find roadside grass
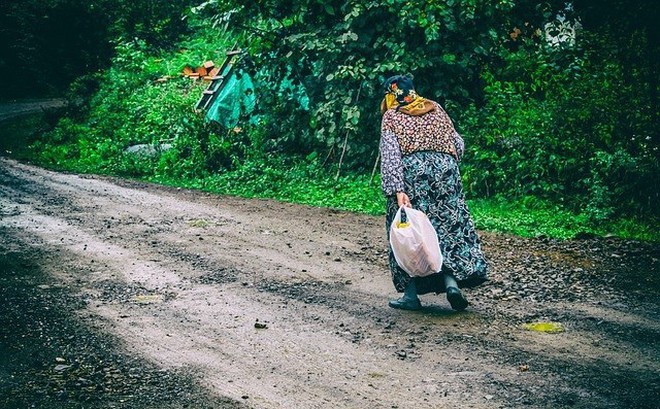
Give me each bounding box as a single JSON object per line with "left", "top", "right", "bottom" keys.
{"left": 146, "top": 158, "right": 658, "bottom": 242}
{"left": 2, "top": 114, "right": 656, "bottom": 242}
{"left": 148, "top": 158, "right": 386, "bottom": 216}
{"left": 467, "top": 198, "right": 658, "bottom": 241}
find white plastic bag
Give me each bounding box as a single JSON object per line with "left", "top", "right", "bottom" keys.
{"left": 389, "top": 206, "right": 443, "bottom": 277}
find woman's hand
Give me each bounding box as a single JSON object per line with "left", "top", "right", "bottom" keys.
{"left": 396, "top": 192, "right": 412, "bottom": 208}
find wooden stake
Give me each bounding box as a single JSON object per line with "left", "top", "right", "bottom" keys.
{"left": 334, "top": 85, "right": 362, "bottom": 181}
{"left": 370, "top": 149, "right": 381, "bottom": 186}
{"left": 322, "top": 143, "right": 335, "bottom": 167}
{"left": 335, "top": 130, "right": 349, "bottom": 181}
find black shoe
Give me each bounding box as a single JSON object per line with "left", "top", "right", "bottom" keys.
{"left": 388, "top": 296, "right": 422, "bottom": 311}
{"left": 446, "top": 287, "right": 468, "bottom": 311}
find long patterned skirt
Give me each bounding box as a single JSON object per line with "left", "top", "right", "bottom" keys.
{"left": 385, "top": 151, "right": 488, "bottom": 294}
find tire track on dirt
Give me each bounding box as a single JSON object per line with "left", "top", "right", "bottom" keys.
{"left": 0, "top": 230, "right": 248, "bottom": 409}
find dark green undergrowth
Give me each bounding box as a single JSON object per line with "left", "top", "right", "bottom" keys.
{"left": 0, "top": 112, "right": 64, "bottom": 160}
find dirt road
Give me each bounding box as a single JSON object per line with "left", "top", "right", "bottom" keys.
{"left": 0, "top": 99, "right": 67, "bottom": 122}
{"left": 1, "top": 157, "right": 658, "bottom": 409}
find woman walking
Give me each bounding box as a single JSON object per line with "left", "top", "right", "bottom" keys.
{"left": 379, "top": 74, "right": 488, "bottom": 311}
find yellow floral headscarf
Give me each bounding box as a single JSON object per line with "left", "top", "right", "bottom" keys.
{"left": 380, "top": 74, "right": 435, "bottom": 116}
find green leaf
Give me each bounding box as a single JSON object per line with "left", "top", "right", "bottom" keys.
{"left": 442, "top": 53, "right": 456, "bottom": 63}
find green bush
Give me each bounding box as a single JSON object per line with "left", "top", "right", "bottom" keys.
{"left": 456, "top": 42, "right": 658, "bottom": 221}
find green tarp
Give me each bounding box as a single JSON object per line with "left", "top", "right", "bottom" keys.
{"left": 204, "top": 68, "right": 310, "bottom": 127}
{"left": 205, "top": 71, "right": 257, "bottom": 127}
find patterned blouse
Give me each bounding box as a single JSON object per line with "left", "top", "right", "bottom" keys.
{"left": 380, "top": 101, "right": 464, "bottom": 196}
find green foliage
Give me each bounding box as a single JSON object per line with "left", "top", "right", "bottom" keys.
{"left": 30, "top": 118, "right": 88, "bottom": 169}
{"left": 192, "top": 0, "right": 543, "bottom": 170}
{"left": 33, "top": 33, "right": 241, "bottom": 179}
{"left": 0, "top": 0, "right": 111, "bottom": 98}
{"left": 104, "top": 0, "right": 197, "bottom": 49}
{"left": 143, "top": 156, "right": 657, "bottom": 242}
{"left": 456, "top": 34, "right": 658, "bottom": 220}
{"left": 19, "top": 0, "right": 658, "bottom": 242}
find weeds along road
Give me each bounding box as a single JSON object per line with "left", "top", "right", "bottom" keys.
{"left": 1, "top": 157, "right": 658, "bottom": 409}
